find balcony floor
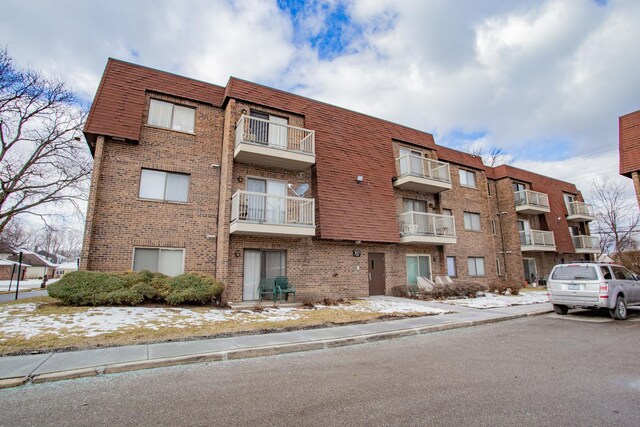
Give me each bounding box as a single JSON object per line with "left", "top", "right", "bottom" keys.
{"left": 521, "top": 245, "right": 556, "bottom": 252}
{"left": 515, "top": 205, "right": 551, "bottom": 215}
{"left": 230, "top": 221, "right": 315, "bottom": 237}
{"left": 575, "top": 247, "right": 599, "bottom": 254}
{"left": 234, "top": 142, "right": 315, "bottom": 170}
{"left": 399, "top": 235, "right": 457, "bottom": 245}
{"left": 393, "top": 175, "right": 452, "bottom": 193}
{"left": 566, "top": 214, "right": 595, "bottom": 222}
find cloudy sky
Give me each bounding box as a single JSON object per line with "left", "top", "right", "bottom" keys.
{"left": 2, "top": 0, "right": 639, "bottom": 210}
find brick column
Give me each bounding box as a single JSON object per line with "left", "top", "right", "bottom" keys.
{"left": 79, "top": 136, "right": 105, "bottom": 271}
{"left": 633, "top": 171, "right": 640, "bottom": 209}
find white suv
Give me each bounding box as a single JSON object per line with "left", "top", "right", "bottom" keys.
{"left": 547, "top": 262, "right": 640, "bottom": 320}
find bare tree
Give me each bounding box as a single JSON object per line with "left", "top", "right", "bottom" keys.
{"left": 465, "top": 144, "right": 511, "bottom": 167}
{"left": 0, "top": 48, "right": 92, "bottom": 235}
{"left": 0, "top": 217, "right": 35, "bottom": 249}
{"left": 591, "top": 178, "right": 640, "bottom": 254}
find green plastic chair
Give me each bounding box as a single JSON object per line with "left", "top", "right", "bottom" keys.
{"left": 274, "top": 276, "right": 296, "bottom": 303}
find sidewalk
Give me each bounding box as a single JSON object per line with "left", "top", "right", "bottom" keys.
{"left": 0, "top": 297, "right": 552, "bottom": 389}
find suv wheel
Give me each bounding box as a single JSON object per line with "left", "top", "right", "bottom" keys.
{"left": 610, "top": 296, "right": 628, "bottom": 320}
{"left": 553, "top": 304, "right": 569, "bottom": 315}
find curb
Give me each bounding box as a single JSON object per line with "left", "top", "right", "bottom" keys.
{"left": 4, "top": 308, "right": 552, "bottom": 389}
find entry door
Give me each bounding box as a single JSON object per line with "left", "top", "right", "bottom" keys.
{"left": 368, "top": 253, "right": 386, "bottom": 296}
{"left": 269, "top": 116, "right": 288, "bottom": 149}
{"left": 246, "top": 178, "right": 267, "bottom": 222}
{"left": 518, "top": 220, "right": 531, "bottom": 245}
{"left": 243, "top": 250, "right": 261, "bottom": 301}
{"left": 266, "top": 181, "right": 286, "bottom": 224}
{"left": 523, "top": 258, "right": 537, "bottom": 284}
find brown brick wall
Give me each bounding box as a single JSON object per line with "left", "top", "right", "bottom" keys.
{"left": 633, "top": 172, "right": 640, "bottom": 209}
{"left": 82, "top": 93, "right": 224, "bottom": 274}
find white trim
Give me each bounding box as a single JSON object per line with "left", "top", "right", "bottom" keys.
{"left": 405, "top": 254, "right": 433, "bottom": 282}
{"left": 131, "top": 246, "right": 186, "bottom": 276}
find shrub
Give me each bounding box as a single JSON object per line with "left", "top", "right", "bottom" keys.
{"left": 489, "top": 279, "right": 522, "bottom": 295}
{"left": 389, "top": 285, "right": 410, "bottom": 298}
{"left": 165, "top": 273, "right": 224, "bottom": 305}
{"left": 48, "top": 270, "right": 224, "bottom": 306}
{"left": 422, "top": 282, "right": 488, "bottom": 299}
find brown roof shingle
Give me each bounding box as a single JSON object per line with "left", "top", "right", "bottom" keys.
{"left": 619, "top": 109, "right": 640, "bottom": 177}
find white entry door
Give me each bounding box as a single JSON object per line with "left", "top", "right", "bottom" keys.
{"left": 268, "top": 116, "right": 288, "bottom": 149}
{"left": 266, "top": 180, "right": 286, "bottom": 224}
{"left": 243, "top": 250, "right": 261, "bottom": 301}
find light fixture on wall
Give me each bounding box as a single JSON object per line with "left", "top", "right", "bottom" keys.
{"left": 235, "top": 250, "right": 241, "bottom": 258}
{"left": 237, "top": 176, "right": 244, "bottom": 183}
{"left": 356, "top": 175, "right": 364, "bottom": 184}
{"left": 241, "top": 109, "right": 247, "bottom": 115}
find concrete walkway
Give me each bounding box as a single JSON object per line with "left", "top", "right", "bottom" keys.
{"left": 0, "top": 297, "right": 552, "bottom": 389}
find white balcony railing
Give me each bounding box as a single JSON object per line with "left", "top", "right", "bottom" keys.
{"left": 568, "top": 201, "right": 594, "bottom": 217}
{"left": 573, "top": 235, "right": 599, "bottom": 250}
{"left": 231, "top": 191, "right": 315, "bottom": 226}
{"left": 399, "top": 211, "right": 456, "bottom": 238}
{"left": 396, "top": 154, "right": 451, "bottom": 183}
{"left": 514, "top": 190, "right": 550, "bottom": 209}
{"left": 520, "top": 230, "right": 555, "bottom": 247}
{"left": 235, "top": 115, "right": 315, "bottom": 155}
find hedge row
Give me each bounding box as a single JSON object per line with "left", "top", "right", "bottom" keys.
{"left": 47, "top": 270, "right": 224, "bottom": 306}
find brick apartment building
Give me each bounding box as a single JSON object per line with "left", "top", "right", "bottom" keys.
{"left": 619, "top": 109, "right": 640, "bottom": 208}
{"left": 80, "top": 59, "right": 598, "bottom": 302}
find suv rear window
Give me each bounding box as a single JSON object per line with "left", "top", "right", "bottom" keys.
{"left": 551, "top": 265, "right": 598, "bottom": 280}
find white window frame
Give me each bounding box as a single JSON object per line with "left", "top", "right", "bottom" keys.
{"left": 446, "top": 256, "right": 457, "bottom": 277}
{"left": 406, "top": 254, "right": 433, "bottom": 283}
{"left": 487, "top": 181, "right": 492, "bottom": 196}
{"left": 459, "top": 169, "right": 476, "bottom": 188}
{"left": 148, "top": 99, "right": 196, "bottom": 133}
{"left": 463, "top": 212, "right": 481, "bottom": 231}
{"left": 468, "top": 257, "right": 485, "bottom": 277}
{"left": 131, "top": 247, "right": 185, "bottom": 276}
{"left": 491, "top": 219, "right": 497, "bottom": 235}
{"left": 139, "top": 169, "right": 190, "bottom": 203}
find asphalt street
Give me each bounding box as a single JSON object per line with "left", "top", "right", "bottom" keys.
{"left": 0, "top": 289, "right": 48, "bottom": 303}
{"left": 1, "top": 310, "right": 638, "bottom": 426}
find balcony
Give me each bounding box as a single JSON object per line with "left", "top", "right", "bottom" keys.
{"left": 393, "top": 154, "right": 452, "bottom": 193}
{"left": 566, "top": 201, "right": 595, "bottom": 222}
{"left": 398, "top": 211, "right": 457, "bottom": 245}
{"left": 230, "top": 190, "right": 315, "bottom": 237}
{"left": 234, "top": 115, "right": 315, "bottom": 170}
{"left": 520, "top": 230, "right": 556, "bottom": 252}
{"left": 573, "top": 235, "right": 600, "bottom": 254}
{"left": 514, "top": 190, "right": 550, "bottom": 215}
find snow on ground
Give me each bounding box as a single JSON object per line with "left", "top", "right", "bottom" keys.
{"left": 0, "top": 279, "right": 59, "bottom": 292}
{"left": 443, "top": 291, "right": 548, "bottom": 309}
{"left": 0, "top": 299, "right": 443, "bottom": 340}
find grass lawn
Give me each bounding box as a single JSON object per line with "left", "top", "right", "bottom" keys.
{"left": 0, "top": 296, "right": 447, "bottom": 356}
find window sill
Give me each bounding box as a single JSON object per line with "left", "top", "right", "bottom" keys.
{"left": 463, "top": 229, "right": 483, "bottom": 233}
{"left": 137, "top": 197, "right": 190, "bottom": 206}
{"left": 144, "top": 124, "right": 196, "bottom": 136}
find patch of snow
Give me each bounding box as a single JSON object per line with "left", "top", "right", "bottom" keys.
{"left": 443, "top": 291, "right": 548, "bottom": 309}
{"left": 0, "top": 299, "right": 447, "bottom": 340}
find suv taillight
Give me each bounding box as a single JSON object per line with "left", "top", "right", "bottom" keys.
{"left": 599, "top": 283, "right": 609, "bottom": 298}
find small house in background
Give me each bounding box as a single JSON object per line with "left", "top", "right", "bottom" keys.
{"left": 9, "top": 250, "right": 56, "bottom": 279}
{"left": 54, "top": 260, "right": 79, "bottom": 278}
{"left": 0, "top": 259, "right": 30, "bottom": 281}
{"left": 0, "top": 241, "right": 18, "bottom": 260}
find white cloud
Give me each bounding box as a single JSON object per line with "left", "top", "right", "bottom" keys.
{"left": 2, "top": 0, "right": 640, "bottom": 227}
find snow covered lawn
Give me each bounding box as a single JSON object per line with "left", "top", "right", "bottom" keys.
{"left": 442, "top": 291, "right": 549, "bottom": 309}
{"left": 0, "top": 298, "right": 447, "bottom": 355}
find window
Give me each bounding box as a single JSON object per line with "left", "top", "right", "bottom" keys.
{"left": 244, "top": 178, "right": 287, "bottom": 223}
{"left": 403, "top": 199, "right": 427, "bottom": 213}
{"left": 463, "top": 212, "right": 481, "bottom": 231}
{"left": 139, "top": 169, "right": 190, "bottom": 202}
{"left": 446, "top": 256, "right": 457, "bottom": 277}
{"left": 133, "top": 248, "right": 184, "bottom": 276}
{"left": 249, "top": 111, "right": 288, "bottom": 147}
{"left": 406, "top": 255, "right": 431, "bottom": 285}
{"left": 551, "top": 265, "right": 597, "bottom": 280}
{"left": 148, "top": 99, "right": 195, "bottom": 133}
{"left": 496, "top": 259, "right": 501, "bottom": 275}
{"left": 399, "top": 147, "right": 424, "bottom": 176}
{"left": 487, "top": 181, "right": 492, "bottom": 196}
{"left": 442, "top": 209, "right": 453, "bottom": 216}
{"left": 612, "top": 266, "right": 635, "bottom": 281}
{"left": 512, "top": 182, "right": 526, "bottom": 193}
{"left": 459, "top": 169, "right": 476, "bottom": 188}
{"left": 468, "top": 257, "right": 485, "bottom": 277}
{"left": 491, "top": 219, "right": 497, "bottom": 235}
